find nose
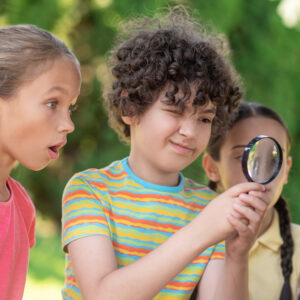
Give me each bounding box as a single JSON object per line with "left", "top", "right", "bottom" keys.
{"left": 58, "top": 113, "right": 75, "bottom": 134}
{"left": 178, "top": 118, "right": 197, "bottom": 137}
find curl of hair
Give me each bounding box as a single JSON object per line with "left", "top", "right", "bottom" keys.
{"left": 103, "top": 6, "right": 243, "bottom": 143}
{"left": 276, "top": 196, "right": 294, "bottom": 300}
{"left": 0, "top": 24, "right": 80, "bottom": 98}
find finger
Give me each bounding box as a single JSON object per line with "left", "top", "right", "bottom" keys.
{"left": 227, "top": 214, "right": 249, "bottom": 234}
{"left": 233, "top": 203, "right": 261, "bottom": 228}
{"left": 238, "top": 194, "right": 268, "bottom": 216}
{"left": 231, "top": 209, "right": 249, "bottom": 225}
{"left": 229, "top": 182, "right": 266, "bottom": 196}
{"left": 248, "top": 190, "right": 271, "bottom": 205}
{"left": 231, "top": 201, "right": 250, "bottom": 224}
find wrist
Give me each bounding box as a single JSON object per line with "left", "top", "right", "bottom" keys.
{"left": 184, "top": 214, "right": 219, "bottom": 254}
{"left": 225, "top": 252, "right": 248, "bottom": 266}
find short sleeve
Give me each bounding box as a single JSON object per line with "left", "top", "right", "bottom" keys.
{"left": 28, "top": 210, "right": 36, "bottom": 248}
{"left": 210, "top": 240, "right": 225, "bottom": 260}
{"left": 62, "top": 173, "right": 110, "bottom": 252}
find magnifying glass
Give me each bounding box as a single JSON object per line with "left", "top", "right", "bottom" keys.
{"left": 242, "top": 135, "right": 283, "bottom": 184}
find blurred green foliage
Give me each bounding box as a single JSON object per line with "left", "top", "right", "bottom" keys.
{"left": 1, "top": 0, "right": 300, "bottom": 223}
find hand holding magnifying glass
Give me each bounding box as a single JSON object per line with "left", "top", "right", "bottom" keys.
{"left": 242, "top": 135, "right": 283, "bottom": 184}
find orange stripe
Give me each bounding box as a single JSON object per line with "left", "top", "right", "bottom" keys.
{"left": 167, "top": 280, "right": 196, "bottom": 288}
{"left": 63, "top": 190, "right": 96, "bottom": 204}
{"left": 109, "top": 190, "right": 205, "bottom": 210}
{"left": 64, "top": 215, "right": 107, "bottom": 229}
{"left": 103, "top": 208, "right": 181, "bottom": 231}
{"left": 113, "top": 241, "right": 151, "bottom": 255}
{"left": 102, "top": 169, "right": 127, "bottom": 179}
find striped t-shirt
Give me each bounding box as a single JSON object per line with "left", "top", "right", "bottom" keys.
{"left": 62, "top": 158, "right": 225, "bottom": 299}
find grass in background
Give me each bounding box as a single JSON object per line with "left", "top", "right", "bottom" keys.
{"left": 23, "top": 214, "right": 65, "bottom": 300}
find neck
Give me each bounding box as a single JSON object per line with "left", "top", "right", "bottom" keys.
{"left": 127, "top": 155, "right": 180, "bottom": 187}
{"left": 0, "top": 150, "right": 16, "bottom": 202}
{"left": 257, "top": 207, "right": 275, "bottom": 237}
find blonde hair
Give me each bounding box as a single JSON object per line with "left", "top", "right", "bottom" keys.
{"left": 0, "top": 24, "right": 80, "bottom": 98}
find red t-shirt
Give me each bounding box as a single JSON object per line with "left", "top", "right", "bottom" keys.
{"left": 0, "top": 177, "right": 35, "bottom": 300}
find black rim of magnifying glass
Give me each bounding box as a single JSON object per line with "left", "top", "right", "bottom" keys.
{"left": 241, "top": 135, "right": 283, "bottom": 184}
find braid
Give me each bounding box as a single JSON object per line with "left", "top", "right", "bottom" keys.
{"left": 275, "top": 196, "right": 294, "bottom": 300}
{"left": 208, "top": 180, "right": 217, "bottom": 191}
{"left": 189, "top": 287, "right": 197, "bottom": 300}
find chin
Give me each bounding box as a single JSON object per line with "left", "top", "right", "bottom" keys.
{"left": 21, "top": 161, "right": 49, "bottom": 171}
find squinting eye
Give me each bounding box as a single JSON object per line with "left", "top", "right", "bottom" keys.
{"left": 166, "top": 109, "right": 181, "bottom": 115}
{"left": 199, "top": 118, "right": 212, "bottom": 124}
{"left": 46, "top": 101, "right": 57, "bottom": 109}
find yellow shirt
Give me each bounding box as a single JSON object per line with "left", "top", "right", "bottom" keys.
{"left": 249, "top": 210, "right": 300, "bottom": 300}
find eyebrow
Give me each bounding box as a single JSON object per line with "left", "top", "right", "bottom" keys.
{"left": 231, "top": 143, "right": 286, "bottom": 153}
{"left": 46, "top": 86, "right": 68, "bottom": 95}
{"left": 231, "top": 145, "right": 247, "bottom": 150}
{"left": 201, "top": 108, "right": 216, "bottom": 115}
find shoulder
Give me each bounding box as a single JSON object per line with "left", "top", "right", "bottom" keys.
{"left": 182, "top": 176, "right": 217, "bottom": 200}
{"left": 67, "top": 160, "right": 123, "bottom": 185}
{"left": 8, "top": 177, "right": 34, "bottom": 209}
{"left": 291, "top": 222, "right": 300, "bottom": 247}
{"left": 63, "top": 160, "right": 125, "bottom": 196}
{"left": 7, "top": 177, "right": 35, "bottom": 226}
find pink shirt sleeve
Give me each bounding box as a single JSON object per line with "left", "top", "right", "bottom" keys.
{"left": 0, "top": 177, "right": 36, "bottom": 300}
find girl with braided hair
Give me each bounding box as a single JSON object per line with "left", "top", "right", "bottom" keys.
{"left": 202, "top": 101, "right": 300, "bottom": 300}
{"left": 297, "top": 275, "right": 300, "bottom": 299}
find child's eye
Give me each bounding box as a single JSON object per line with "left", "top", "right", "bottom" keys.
{"left": 165, "top": 109, "right": 181, "bottom": 115}
{"left": 46, "top": 100, "right": 58, "bottom": 109}
{"left": 198, "top": 118, "right": 212, "bottom": 124}
{"left": 69, "top": 104, "right": 78, "bottom": 114}
{"left": 234, "top": 155, "right": 243, "bottom": 161}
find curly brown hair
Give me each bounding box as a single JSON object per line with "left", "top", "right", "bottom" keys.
{"left": 103, "top": 6, "right": 243, "bottom": 143}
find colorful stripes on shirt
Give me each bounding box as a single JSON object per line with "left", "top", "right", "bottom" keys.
{"left": 62, "top": 158, "right": 225, "bottom": 300}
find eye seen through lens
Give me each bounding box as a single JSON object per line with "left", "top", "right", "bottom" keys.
{"left": 242, "top": 135, "right": 283, "bottom": 184}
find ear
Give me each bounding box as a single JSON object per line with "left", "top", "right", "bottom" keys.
{"left": 284, "top": 156, "right": 292, "bottom": 184}
{"left": 202, "top": 153, "right": 221, "bottom": 182}
{"left": 121, "top": 115, "right": 133, "bottom": 125}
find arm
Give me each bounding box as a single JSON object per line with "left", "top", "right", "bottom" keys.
{"left": 198, "top": 256, "right": 248, "bottom": 300}
{"left": 69, "top": 211, "right": 219, "bottom": 300}
{"left": 198, "top": 189, "right": 270, "bottom": 300}
{"left": 67, "top": 182, "right": 267, "bottom": 300}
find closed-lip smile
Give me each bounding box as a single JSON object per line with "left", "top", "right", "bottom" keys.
{"left": 169, "top": 140, "right": 194, "bottom": 154}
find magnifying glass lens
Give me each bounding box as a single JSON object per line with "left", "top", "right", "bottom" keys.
{"left": 242, "top": 135, "right": 283, "bottom": 184}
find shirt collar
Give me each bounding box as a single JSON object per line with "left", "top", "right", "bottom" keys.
{"left": 250, "top": 210, "right": 283, "bottom": 254}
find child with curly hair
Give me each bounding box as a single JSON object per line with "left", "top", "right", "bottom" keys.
{"left": 61, "top": 7, "right": 270, "bottom": 300}
{"left": 202, "top": 101, "right": 300, "bottom": 300}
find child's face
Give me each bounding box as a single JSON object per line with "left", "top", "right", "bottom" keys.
{"left": 0, "top": 57, "right": 81, "bottom": 170}
{"left": 204, "top": 117, "right": 291, "bottom": 207}
{"left": 123, "top": 85, "right": 216, "bottom": 182}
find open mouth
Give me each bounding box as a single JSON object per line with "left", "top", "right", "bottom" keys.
{"left": 48, "top": 140, "right": 67, "bottom": 160}
{"left": 49, "top": 145, "right": 58, "bottom": 153}
{"left": 48, "top": 146, "right": 59, "bottom": 159}
{"left": 48, "top": 144, "right": 63, "bottom": 159}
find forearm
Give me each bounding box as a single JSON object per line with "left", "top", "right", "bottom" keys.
{"left": 80, "top": 216, "right": 222, "bottom": 300}
{"left": 213, "top": 256, "right": 249, "bottom": 300}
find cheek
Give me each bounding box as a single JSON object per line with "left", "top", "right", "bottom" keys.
{"left": 269, "top": 165, "right": 288, "bottom": 196}
{"left": 220, "top": 160, "right": 246, "bottom": 189}
{"left": 195, "top": 125, "right": 212, "bottom": 149}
